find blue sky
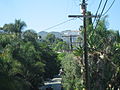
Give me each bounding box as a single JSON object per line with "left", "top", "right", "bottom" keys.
{"left": 0, "top": 0, "right": 119, "bottom": 32}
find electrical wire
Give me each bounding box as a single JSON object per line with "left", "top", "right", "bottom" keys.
{"left": 94, "top": 0, "right": 109, "bottom": 30}
{"left": 42, "top": 18, "right": 77, "bottom": 31}
{"left": 102, "top": 0, "right": 116, "bottom": 16}
{"left": 93, "top": 0, "right": 103, "bottom": 25}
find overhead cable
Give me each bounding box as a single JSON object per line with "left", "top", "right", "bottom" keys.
{"left": 102, "top": 0, "right": 116, "bottom": 16}
{"left": 94, "top": 0, "right": 109, "bottom": 30}
{"left": 93, "top": 0, "right": 103, "bottom": 25}
{"left": 42, "top": 18, "right": 77, "bottom": 31}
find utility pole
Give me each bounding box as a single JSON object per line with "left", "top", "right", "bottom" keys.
{"left": 68, "top": 0, "right": 100, "bottom": 90}
{"left": 82, "top": 0, "right": 90, "bottom": 90}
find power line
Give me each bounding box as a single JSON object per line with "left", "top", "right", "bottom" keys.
{"left": 93, "top": 0, "right": 103, "bottom": 25}
{"left": 94, "top": 0, "right": 109, "bottom": 30}
{"left": 42, "top": 18, "right": 77, "bottom": 31}
{"left": 79, "top": 17, "right": 83, "bottom": 21}
{"left": 102, "top": 0, "right": 116, "bottom": 16}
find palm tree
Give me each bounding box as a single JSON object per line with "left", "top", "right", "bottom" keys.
{"left": 14, "top": 19, "right": 26, "bottom": 36}
{"left": 2, "top": 19, "right": 26, "bottom": 38}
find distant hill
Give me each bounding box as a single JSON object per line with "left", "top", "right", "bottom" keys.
{"left": 38, "top": 31, "right": 63, "bottom": 40}
{"left": 49, "top": 31, "right": 63, "bottom": 39}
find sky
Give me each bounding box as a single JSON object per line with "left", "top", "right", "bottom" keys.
{"left": 0, "top": 0, "right": 120, "bottom": 33}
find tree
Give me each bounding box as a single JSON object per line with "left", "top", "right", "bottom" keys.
{"left": 2, "top": 19, "right": 26, "bottom": 38}
{"left": 0, "top": 21, "right": 61, "bottom": 90}
{"left": 0, "top": 43, "right": 30, "bottom": 90}
{"left": 23, "top": 30, "right": 38, "bottom": 42}
{"left": 61, "top": 53, "right": 84, "bottom": 90}
{"left": 46, "top": 33, "right": 56, "bottom": 44}
{"left": 74, "top": 15, "right": 120, "bottom": 90}
{"left": 53, "top": 40, "right": 69, "bottom": 52}
{"left": 40, "top": 43, "right": 60, "bottom": 79}
{"left": 45, "top": 33, "right": 69, "bottom": 52}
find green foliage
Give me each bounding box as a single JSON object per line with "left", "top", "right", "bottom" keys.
{"left": 0, "top": 20, "right": 61, "bottom": 90}
{"left": 0, "top": 46, "right": 30, "bottom": 90}
{"left": 53, "top": 41, "right": 69, "bottom": 51}
{"left": 61, "top": 54, "right": 84, "bottom": 90}
{"left": 40, "top": 44, "right": 60, "bottom": 79}
{"left": 45, "top": 33, "right": 69, "bottom": 52}
{"left": 46, "top": 33, "right": 56, "bottom": 44}
{"left": 73, "top": 15, "right": 120, "bottom": 89}
{"left": 57, "top": 52, "right": 67, "bottom": 61}
{"left": 23, "top": 30, "right": 38, "bottom": 42}
{"left": 2, "top": 19, "right": 26, "bottom": 38}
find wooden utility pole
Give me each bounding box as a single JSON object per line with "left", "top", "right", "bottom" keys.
{"left": 82, "top": 0, "right": 90, "bottom": 90}
{"left": 68, "top": 0, "right": 100, "bottom": 90}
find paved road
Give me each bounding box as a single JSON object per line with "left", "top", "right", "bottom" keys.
{"left": 39, "top": 78, "right": 62, "bottom": 90}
